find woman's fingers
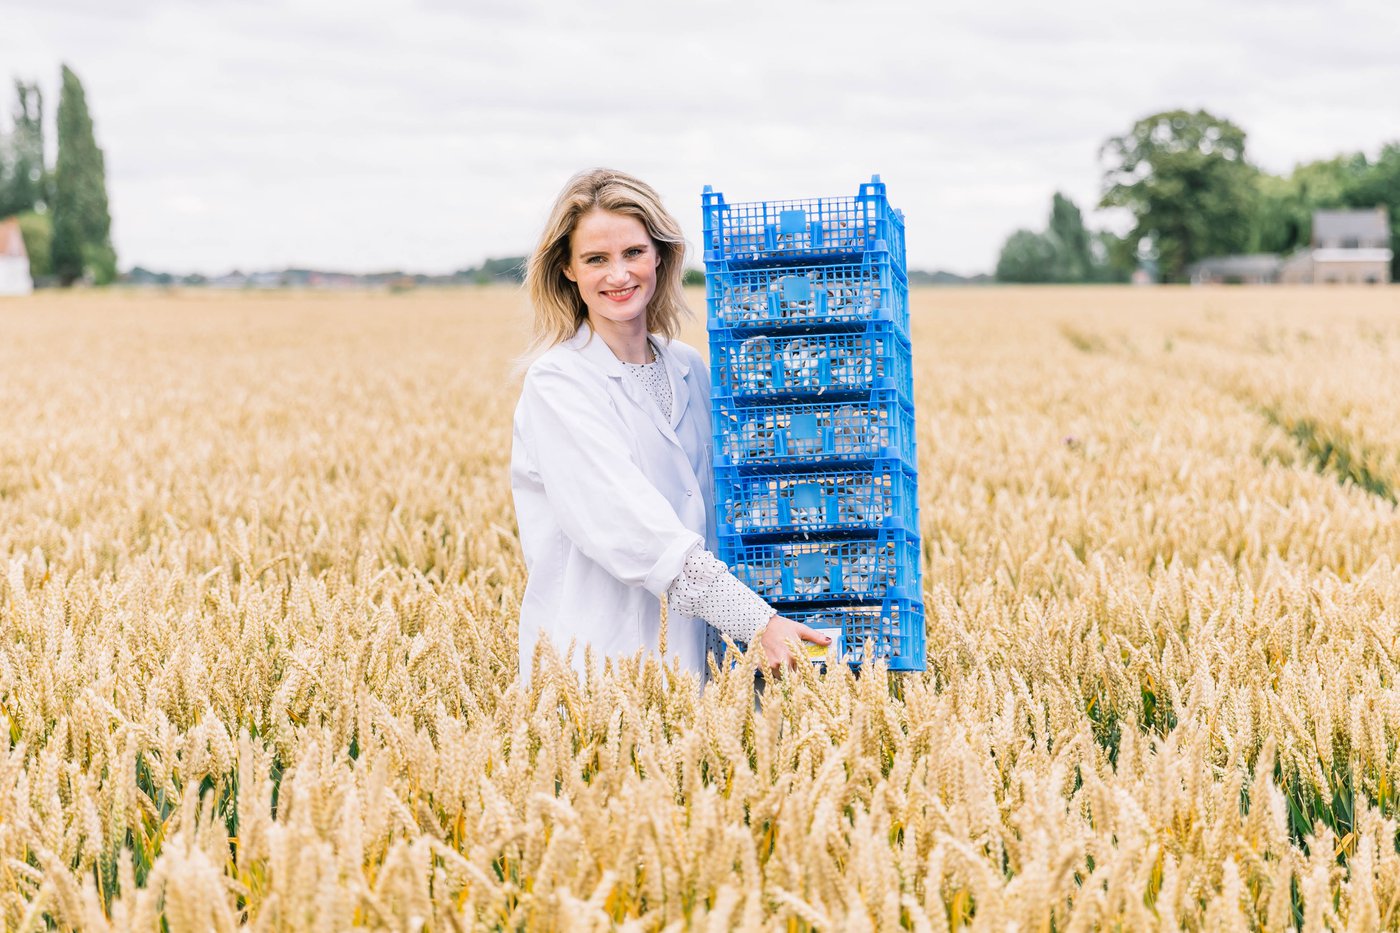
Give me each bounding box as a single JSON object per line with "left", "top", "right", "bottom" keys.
{"left": 762, "top": 641, "right": 795, "bottom": 671}
{"left": 769, "top": 641, "right": 806, "bottom": 672}
{"left": 766, "top": 640, "right": 795, "bottom": 670}
{"left": 758, "top": 615, "right": 833, "bottom": 672}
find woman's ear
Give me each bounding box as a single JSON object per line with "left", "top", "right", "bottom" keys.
{"left": 562, "top": 263, "right": 577, "bottom": 283}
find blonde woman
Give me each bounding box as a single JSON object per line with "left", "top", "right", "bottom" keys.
{"left": 511, "top": 168, "right": 830, "bottom": 680}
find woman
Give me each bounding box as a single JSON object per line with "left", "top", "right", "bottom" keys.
{"left": 511, "top": 168, "right": 830, "bottom": 680}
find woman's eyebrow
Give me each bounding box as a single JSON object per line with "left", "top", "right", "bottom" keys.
{"left": 578, "top": 242, "right": 650, "bottom": 257}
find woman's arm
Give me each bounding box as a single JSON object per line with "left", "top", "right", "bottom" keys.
{"left": 667, "top": 546, "right": 832, "bottom": 670}
{"left": 667, "top": 548, "right": 772, "bottom": 644}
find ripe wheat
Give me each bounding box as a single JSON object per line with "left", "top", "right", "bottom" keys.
{"left": 1, "top": 285, "right": 1399, "bottom": 929}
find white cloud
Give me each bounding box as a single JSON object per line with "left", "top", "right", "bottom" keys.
{"left": 3, "top": 0, "right": 1398, "bottom": 275}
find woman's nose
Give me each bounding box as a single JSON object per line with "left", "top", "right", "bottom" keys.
{"left": 604, "top": 260, "right": 630, "bottom": 282}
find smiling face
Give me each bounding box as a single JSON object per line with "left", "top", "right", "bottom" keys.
{"left": 563, "top": 209, "right": 660, "bottom": 335}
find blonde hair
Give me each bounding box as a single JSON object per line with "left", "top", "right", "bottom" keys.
{"left": 525, "top": 168, "right": 690, "bottom": 351}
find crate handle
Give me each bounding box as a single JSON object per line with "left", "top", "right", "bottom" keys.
{"left": 770, "top": 353, "right": 786, "bottom": 388}
{"left": 779, "top": 209, "right": 807, "bottom": 235}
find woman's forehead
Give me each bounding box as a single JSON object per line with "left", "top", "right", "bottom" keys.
{"left": 572, "top": 209, "right": 649, "bottom": 249}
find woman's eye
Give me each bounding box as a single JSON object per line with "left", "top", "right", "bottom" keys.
{"left": 626, "top": 248, "right": 644, "bottom": 258}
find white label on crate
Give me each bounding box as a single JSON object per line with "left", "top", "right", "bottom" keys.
{"left": 804, "top": 625, "right": 843, "bottom": 664}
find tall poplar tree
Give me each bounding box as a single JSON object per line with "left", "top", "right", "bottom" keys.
{"left": 51, "top": 64, "right": 116, "bottom": 285}
{"left": 994, "top": 193, "right": 1115, "bottom": 283}
{"left": 1046, "top": 193, "right": 1093, "bottom": 283}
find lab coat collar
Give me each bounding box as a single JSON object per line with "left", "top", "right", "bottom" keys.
{"left": 565, "top": 324, "right": 692, "bottom": 439}
{"left": 651, "top": 336, "right": 692, "bottom": 430}
{"left": 564, "top": 325, "right": 628, "bottom": 377}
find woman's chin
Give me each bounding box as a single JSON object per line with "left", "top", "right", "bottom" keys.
{"left": 590, "top": 305, "right": 648, "bottom": 327}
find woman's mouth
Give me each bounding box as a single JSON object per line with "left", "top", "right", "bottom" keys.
{"left": 600, "top": 286, "right": 638, "bottom": 302}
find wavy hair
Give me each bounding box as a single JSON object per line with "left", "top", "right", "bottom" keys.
{"left": 525, "top": 168, "right": 690, "bottom": 352}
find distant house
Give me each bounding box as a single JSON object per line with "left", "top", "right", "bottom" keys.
{"left": 0, "top": 217, "right": 34, "bottom": 296}
{"left": 1280, "top": 208, "right": 1392, "bottom": 284}
{"left": 1188, "top": 208, "right": 1393, "bottom": 285}
{"left": 1188, "top": 254, "right": 1282, "bottom": 285}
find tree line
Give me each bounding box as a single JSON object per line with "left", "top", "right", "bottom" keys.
{"left": 0, "top": 65, "right": 115, "bottom": 286}
{"left": 997, "top": 109, "right": 1400, "bottom": 284}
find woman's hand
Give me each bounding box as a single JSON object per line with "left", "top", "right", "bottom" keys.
{"left": 757, "top": 614, "right": 832, "bottom": 672}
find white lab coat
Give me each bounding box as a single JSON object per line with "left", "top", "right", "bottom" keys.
{"left": 510, "top": 325, "right": 717, "bottom": 678}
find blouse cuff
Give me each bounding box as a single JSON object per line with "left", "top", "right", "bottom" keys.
{"left": 666, "top": 547, "right": 775, "bottom": 645}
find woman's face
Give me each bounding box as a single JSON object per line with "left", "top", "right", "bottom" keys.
{"left": 563, "top": 209, "right": 660, "bottom": 331}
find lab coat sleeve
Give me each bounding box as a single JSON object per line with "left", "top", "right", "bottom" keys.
{"left": 518, "top": 362, "right": 702, "bottom": 597}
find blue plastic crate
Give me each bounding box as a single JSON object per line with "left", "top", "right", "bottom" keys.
{"left": 785, "top": 599, "right": 925, "bottom": 671}
{"left": 702, "top": 175, "right": 905, "bottom": 268}
{"left": 705, "top": 251, "right": 908, "bottom": 335}
{"left": 715, "top": 458, "right": 918, "bottom": 539}
{"left": 711, "top": 320, "right": 912, "bottom": 404}
{"left": 724, "top": 530, "right": 920, "bottom": 606}
{"left": 713, "top": 390, "right": 916, "bottom": 469}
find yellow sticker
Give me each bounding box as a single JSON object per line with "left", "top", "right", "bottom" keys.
{"left": 805, "top": 628, "right": 841, "bottom": 663}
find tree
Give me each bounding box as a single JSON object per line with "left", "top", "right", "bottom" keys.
{"left": 1092, "top": 230, "right": 1135, "bottom": 283}
{"left": 1252, "top": 153, "right": 1372, "bottom": 254}
{"left": 1100, "top": 109, "right": 1258, "bottom": 283}
{"left": 479, "top": 255, "right": 526, "bottom": 282}
{"left": 1248, "top": 146, "right": 1400, "bottom": 278}
{"left": 1344, "top": 142, "right": 1400, "bottom": 280}
{"left": 15, "top": 211, "right": 52, "bottom": 280}
{"left": 0, "top": 80, "right": 46, "bottom": 218}
{"left": 994, "top": 192, "right": 1116, "bottom": 283}
{"left": 1047, "top": 192, "right": 1093, "bottom": 282}
{"left": 51, "top": 65, "right": 116, "bottom": 285}
{"left": 995, "top": 229, "right": 1058, "bottom": 283}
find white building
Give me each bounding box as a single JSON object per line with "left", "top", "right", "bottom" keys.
{"left": 1188, "top": 253, "right": 1282, "bottom": 285}
{"left": 0, "top": 218, "right": 34, "bottom": 296}
{"left": 1280, "top": 208, "right": 1392, "bottom": 285}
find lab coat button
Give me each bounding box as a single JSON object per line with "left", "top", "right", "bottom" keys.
{"left": 686, "top": 489, "right": 694, "bottom": 496}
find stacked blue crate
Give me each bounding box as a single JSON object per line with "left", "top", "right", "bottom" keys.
{"left": 702, "top": 176, "right": 925, "bottom": 671}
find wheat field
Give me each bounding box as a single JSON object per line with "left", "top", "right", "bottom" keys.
{"left": 2, "top": 284, "right": 1400, "bottom": 930}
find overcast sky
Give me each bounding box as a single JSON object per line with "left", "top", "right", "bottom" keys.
{"left": 4, "top": 0, "right": 1399, "bottom": 276}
